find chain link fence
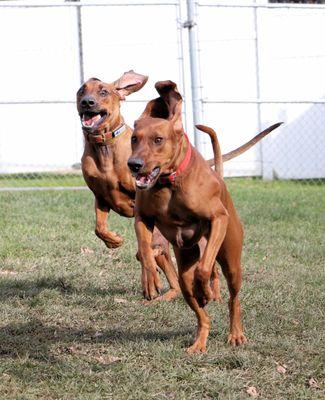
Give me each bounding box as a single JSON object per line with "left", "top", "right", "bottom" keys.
{"left": 197, "top": 1, "right": 325, "bottom": 183}
{"left": 0, "top": 0, "right": 324, "bottom": 190}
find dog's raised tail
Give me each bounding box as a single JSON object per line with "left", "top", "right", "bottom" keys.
{"left": 204, "top": 122, "right": 283, "bottom": 166}
{"left": 196, "top": 124, "right": 223, "bottom": 177}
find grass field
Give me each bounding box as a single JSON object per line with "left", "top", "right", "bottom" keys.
{"left": 0, "top": 172, "right": 84, "bottom": 188}
{"left": 0, "top": 179, "right": 324, "bottom": 399}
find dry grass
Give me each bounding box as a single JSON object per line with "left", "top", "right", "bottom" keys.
{"left": 0, "top": 179, "right": 324, "bottom": 399}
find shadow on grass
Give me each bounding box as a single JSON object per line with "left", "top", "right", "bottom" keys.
{"left": 0, "top": 277, "right": 194, "bottom": 362}
{"left": 0, "top": 319, "right": 192, "bottom": 362}
{"left": 0, "top": 276, "right": 131, "bottom": 299}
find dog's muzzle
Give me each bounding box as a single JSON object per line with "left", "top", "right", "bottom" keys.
{"left": 127, "top": 158, "right": 144, "bottom": 173}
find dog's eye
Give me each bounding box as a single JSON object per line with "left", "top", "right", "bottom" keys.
{"left": 154, "top": 137, "right": 163, "bottom": 144}
{"left": 131, "top": 136, "right": 137, "bottom": 144}
{"left": 77, "top": 87, "right": 84, "bottom": 96}
{"left": 100, "top": 89, "right": 109, "bottom": 97}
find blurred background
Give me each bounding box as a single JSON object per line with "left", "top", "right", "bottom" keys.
{"left": 0, "top": 0, "right": 324, "bottom": 188}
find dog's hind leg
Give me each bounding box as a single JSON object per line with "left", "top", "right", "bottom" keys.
{"left": 217, "top": 252, "right": 247, "bottom": 346}
{"left": 217, "top": 205, "right": 247, "bottom": 346}
{"left": 174, "top": 244, "right": 211, "bottom": 354}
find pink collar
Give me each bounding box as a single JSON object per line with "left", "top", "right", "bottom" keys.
{"left": 159, "top": 134, "right": 192, "bottom": 184}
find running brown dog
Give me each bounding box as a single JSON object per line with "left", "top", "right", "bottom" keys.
{"left": 77, "top": 71, "right": 180, "bottom": 301}
{"left": 128, "top": 80, "right": 282, "bottom": 352}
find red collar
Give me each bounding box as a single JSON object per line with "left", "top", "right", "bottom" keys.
{"left": 159, "top": 134, "right": 192, "bottom": 184}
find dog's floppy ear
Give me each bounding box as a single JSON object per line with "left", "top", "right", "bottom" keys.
{"left": 113, "top": 70, "right": 148, "bottom": 100}
{"left": 138, "top": 97, "right": 170, "bottom": 120}
{"left": 137, "top": 80, "right": 184, "bottom": 134}
{"left": 155, "top": 80, "right": 183, "bottom": 134}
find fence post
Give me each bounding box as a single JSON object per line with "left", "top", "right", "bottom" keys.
{"left": 253, "top": 1, "right": 273, "bottom": 180}
{"left": 184, "top": 0, "right": 206, "bottom": 154}
{"left": 67, "top": 0, "right": 85, "bottom": 85}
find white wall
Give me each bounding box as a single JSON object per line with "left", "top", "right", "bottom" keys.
{"left": 197, "top": 2, "right": 325, "bottom": 179}
{"left": 0, "top": 0, "right": 324, "bottom": 179}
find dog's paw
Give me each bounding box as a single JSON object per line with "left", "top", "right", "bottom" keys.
{"left": 186, "top": 340, "right": 207, "bottom": 354}
{"left": 210, "top": 273, "right": 222, "bottom": 302}
{"left": 141, "top": 265, "right": 162, "bottom": 301}
{"left": 212, "top": 291, "right": 222, "bottom": 303}
{"left": 96, "top": 230, "right": 123, "bottom": 248}
{"left": 211, "top": 282, "right": 222, "bottom": 303}
{"left": 144, "top": 288, "right": 181, "bottom": 304}
{"left": 104, "top": 239, "right": 123, "bottom": 249}
{"left": 227, "top": 332, "right": 247, "bottom": 346}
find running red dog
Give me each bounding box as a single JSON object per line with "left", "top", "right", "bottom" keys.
{"left": 128, "top": 80, "right": 281, "bottom": 352}
{"left": 77, "top": 71, "right": 180, "bottom": 301}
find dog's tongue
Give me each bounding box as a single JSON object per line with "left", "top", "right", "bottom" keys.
{"left": 83, "top": 114, "right": 101, "bottom": 127}
{"left": 136, "top": 168, "right": 160, "bottom": 188}
{"left": 138, "top": 175, "right": 149, "bottom": 184}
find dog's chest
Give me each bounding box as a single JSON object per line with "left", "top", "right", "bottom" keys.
{"left": 82, "top": 153, "right": 135, "bottom": 217}
{"left": 156, "top": 218, "right": 205, "bottom": 249}
{"left": 82, "top": 160, "right": 115, "bottom": 190}
{"left": 82, "top": 149, "right": 133, "bottom": 188}
{"left": 154, "top": 203, "right": 206, "bottom": 248}
{"left": 140, "top": 187, "right": 207, "bottom": 247}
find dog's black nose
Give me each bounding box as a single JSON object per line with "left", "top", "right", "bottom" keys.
{"left": 127, "top": 158, "right": 144, "bottom": 173}
{"left": 80, "top": 96, "right": 96, "bottom": 109}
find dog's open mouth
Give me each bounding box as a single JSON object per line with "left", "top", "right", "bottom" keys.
{"left": 135, "top": 167, "right": 160, "bottom": 189}
{"left": 80, "top": 111, "right": 107, "bottom": 130}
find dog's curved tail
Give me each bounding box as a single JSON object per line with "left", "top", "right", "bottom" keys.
{"left": 196, "top": 124, "right": 223, "bottom": 177}
{"left": 203, "top": 122, "right": 283, "bottom": 167}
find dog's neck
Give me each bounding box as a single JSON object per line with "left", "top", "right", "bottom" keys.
{"left": 83, "top": 116, "right": 127, "bottom": 146}
{"left": 159, "top": 133, "right": 192, "bottom": 185}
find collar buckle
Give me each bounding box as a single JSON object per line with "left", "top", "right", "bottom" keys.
{"left": 85, "top": 124, "right": 126, "bottom": 145}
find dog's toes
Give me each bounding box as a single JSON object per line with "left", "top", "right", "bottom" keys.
{"left": 147, "top": 288, "right": 181, "bottom": 303}
{"left": 158, "top": 288, "right": 180, "bottom": 302}
{"left": 106, "top": 232, "right": 123, "bottom": 248}
{"left": 227, "top": 333, "right": 247, "bottom": 346}
{"left": 186, "top": 341, "right": 207, "bottom": 354}
{"left": 211, "top": 284, "right": 222, "bottom": 303}
{"left": 213, "top": 294, "right": 223, "bottom": 303}
{"left": 96, "top": 230, "right": 123, "bottom": 248}
{"left": 104, "top": 240, "right": 123, "bottom": 249}
{"left": 147, "top": 282, "right": 162, "bottom": 302}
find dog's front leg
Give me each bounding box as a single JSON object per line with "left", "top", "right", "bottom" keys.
{"left": 135, "top": 215, "right": 162, "bottom": 300}
{"left": 94, "top": 198, "right": 123, "bottom": 248}
{"left": 195, "top": 211, "right": 228, "bottom": 307}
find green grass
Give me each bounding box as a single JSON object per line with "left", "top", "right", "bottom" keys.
{"left": 0, "top": 179, "right": 324, "bottom": 399}
{"left": 0, "top": 172, "right": 85, "bottom": 188}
